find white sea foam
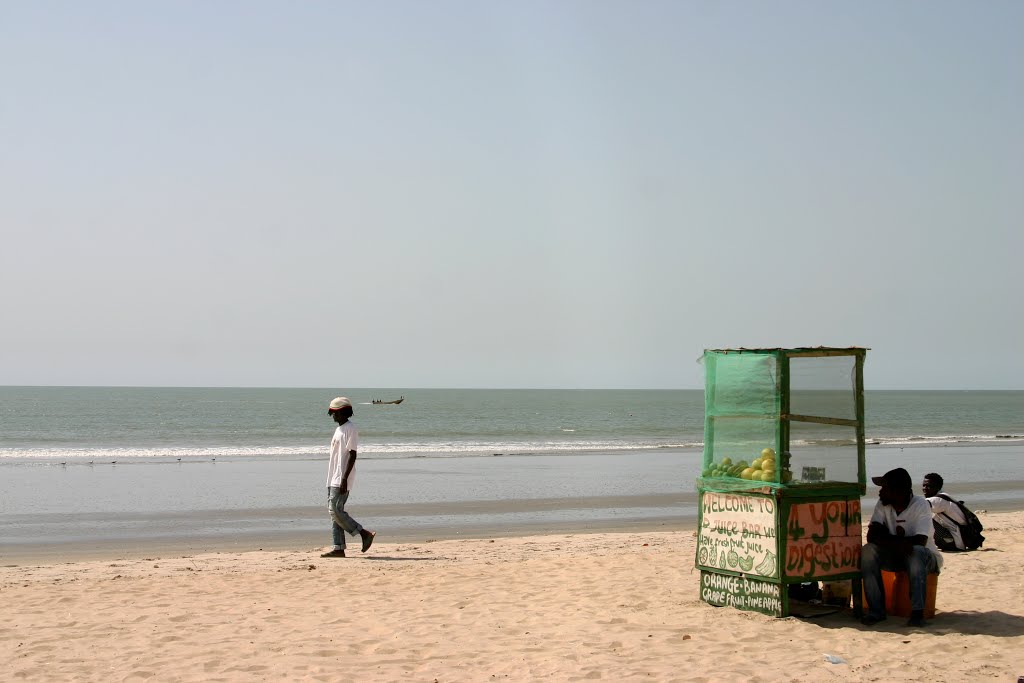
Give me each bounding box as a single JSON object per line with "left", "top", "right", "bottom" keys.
{"left": 0, "top": 445, "right": 324, "bottom": 460}
{"left": 2, "top": 433, "right": 1020, "bottom": 462}
{"left": 869, "top": 434, "right": 1024, "bottom": 446}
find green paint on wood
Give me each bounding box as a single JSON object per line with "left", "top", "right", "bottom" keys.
{"left": 700, "top": 571, "right": 784, "bottom": 617}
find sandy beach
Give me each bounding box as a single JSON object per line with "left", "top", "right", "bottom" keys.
{"left": 3, "top": 511, "right": 1022, "bottom": 682}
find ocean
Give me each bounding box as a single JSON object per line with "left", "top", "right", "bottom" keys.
{"left": 2, "top": 388, "right": 1023, "bottom": 556}
{"left": 4, "top": 387, "right": 1023, "bottom": 460}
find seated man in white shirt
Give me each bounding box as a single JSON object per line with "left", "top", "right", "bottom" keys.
{"left": 861, "top": 467, "right": 943, "bottom": 627}
{"left": 922, "top": 472, "right": 968, "bottom": 551}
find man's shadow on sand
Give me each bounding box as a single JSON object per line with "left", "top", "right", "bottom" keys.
{"left": 362, "top": 556, "right": 441, "bottom": 562}
{"left": 924, "top": 611, "right": 1024, "bottom": 637}
{"left": 813, "top": 610, "right": 1024, "bottom": 637}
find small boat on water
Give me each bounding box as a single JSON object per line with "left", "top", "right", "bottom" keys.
{"left": 372, "top": 396, "right": 404, "bottom": 405}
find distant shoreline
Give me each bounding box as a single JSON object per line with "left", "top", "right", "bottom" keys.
{"left": 4, "top": 486, "right": 1022, "bottom": 566}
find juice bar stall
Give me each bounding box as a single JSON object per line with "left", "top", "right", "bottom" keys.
{"left": 695, "top": 347, "right": 867, "bottom": 617}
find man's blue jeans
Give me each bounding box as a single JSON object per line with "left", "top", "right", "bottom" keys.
{"left": 861, "top": 542, "right": 939, "bottom": 617}
{"left": 328, "top": 487, "right": 364, "bottom": 550}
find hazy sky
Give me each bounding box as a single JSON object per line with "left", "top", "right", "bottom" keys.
{"left": 2, "top": 2, "right": 1021, "bottom": 389}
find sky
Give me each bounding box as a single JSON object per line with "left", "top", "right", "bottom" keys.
{"left": 1, "top": 1, "right": 1021, "bottom": 390}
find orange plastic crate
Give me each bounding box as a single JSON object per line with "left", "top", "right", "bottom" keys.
{"left": 862, "top": 570, "right": 938, "bottom": 618}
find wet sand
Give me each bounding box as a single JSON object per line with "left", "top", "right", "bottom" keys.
{"left": 5, "top": 481, "right": 1024, "bottom": 566}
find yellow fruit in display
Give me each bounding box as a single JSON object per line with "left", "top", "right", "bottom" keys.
{"left": 761, "top": 448, "right": 776, "bottom": 459}
{"left": 761, "top": 459, "right": 775, "bottom": 471}
{"left": 760, "top": 471, "right": 775, "bottom": 482}
{"left": 751, "top": 458, "right": 763, "bottom": 470}
{"left": 740, "top": 468, "right": 755, "bottom": 480}
{"left": 721, "top": 457, "right": 733, "bottom": 466}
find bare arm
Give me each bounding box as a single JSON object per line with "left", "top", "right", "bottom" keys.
{"left": 868, "top": 523, "right": 926, "bottom": 554}
{"left": 340, "top": 450, "right": 357, "bottom": 494}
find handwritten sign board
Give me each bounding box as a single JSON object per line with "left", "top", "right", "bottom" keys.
{"left": 801, "top": 466, "right": 826, "bottom": 482}
{"left": 783, "top": 498, "right": 862, "bottom": 580}
{"left": 700, "top": 571, "right": 784, "bottom": 617}
{"left": 697, "top": 492, "right": 778, "bottom": 580}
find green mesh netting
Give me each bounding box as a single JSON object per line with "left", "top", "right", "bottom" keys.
{"left": 705, "top": 352, "right": 780, "bottom": 417}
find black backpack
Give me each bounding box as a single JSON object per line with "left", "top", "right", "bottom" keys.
{"left": 933, "top": 493, "right": 985, "bottom": 551}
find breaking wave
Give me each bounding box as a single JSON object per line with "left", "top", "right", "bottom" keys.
{"left": 2, "top": 433, "right": 1020, "bottom": 462}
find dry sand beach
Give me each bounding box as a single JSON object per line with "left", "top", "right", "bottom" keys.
{"left": 3, "top": 512, "right": 1023, "bottom": 682}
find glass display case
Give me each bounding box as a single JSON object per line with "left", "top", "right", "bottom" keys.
{"left": 695, "top": 347, "right": 867, "bottom": 617}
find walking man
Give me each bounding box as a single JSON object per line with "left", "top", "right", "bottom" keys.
{"left": 321, "top": 397, "right": 375, "bottom": 558}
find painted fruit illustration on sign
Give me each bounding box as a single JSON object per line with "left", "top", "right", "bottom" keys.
{"left": 754, "top": 551, "right": 777, "bottom": 577}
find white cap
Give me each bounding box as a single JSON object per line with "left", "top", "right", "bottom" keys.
{"left": 328, "top": 397, "right": 352, "bottom": 412}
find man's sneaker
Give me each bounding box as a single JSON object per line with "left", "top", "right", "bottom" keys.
{"left": 361, "top": 530, "right": 376, "bottom": 553}
{"left": 906, "top": 610, "right": 926, "bottom": 627}
{"left": 320, "top": 548, "right": 346, "bottom": 558}
{"left": 860, "top": 614, "right": 887, "bottom": 626}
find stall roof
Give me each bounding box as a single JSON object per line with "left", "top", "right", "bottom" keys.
{"left": 704, "top": 346, "right": 869, "bottom": 354}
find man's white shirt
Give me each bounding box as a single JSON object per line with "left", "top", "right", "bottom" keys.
{"left": 327, "top": 422, "right": 359, "bottom": 489}
{"left": 869, "top": 495, "right": 944, "bottom": 569}
{"left": 927, "top": 494, "right": 967, "bottom": 551}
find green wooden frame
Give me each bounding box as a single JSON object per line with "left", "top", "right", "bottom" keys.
{"left": 699, "top": 347, "right": 868, "bottom": 495}
{"left": 696, "top": 347, "right": 868, "bottom": 617}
